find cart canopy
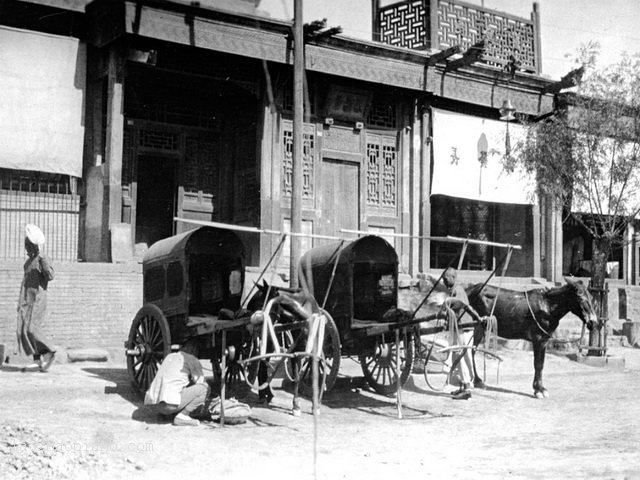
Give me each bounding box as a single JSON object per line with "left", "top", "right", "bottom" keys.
{"left": 143, "top": 227, "right": 245, "bottom": 317}
{"left": 298, "top": 235, "right": 398, "bottom": 335}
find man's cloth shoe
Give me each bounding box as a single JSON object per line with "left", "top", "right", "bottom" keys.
{"left": 258, "top": 387, "right": 274, "bottom": 405}
{"left": 40, "top": 352, "right": 55, "bottom": 372}
{"left": 172, "top": 413, "right": 200, "bottom": 426}
{"left": 21, "top": 363, "right": 40, "bottom": 372}
{"left": 451, "top": 387, "right": 472, "bottom": 400}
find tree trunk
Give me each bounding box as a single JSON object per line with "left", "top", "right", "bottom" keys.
{"left": 588, "top": 237, "right": 610, "bottom": 356}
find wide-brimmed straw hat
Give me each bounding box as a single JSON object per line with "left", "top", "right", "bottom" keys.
{"left": 25, "top": 224, "right": 45, "bottom": 246}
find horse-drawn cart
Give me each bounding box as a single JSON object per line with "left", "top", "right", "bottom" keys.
{"left": 124, "top": 226, "right": 256, "bottom": 392}
{"left": 298, "top": 235, "right": 415, "bottom": 395}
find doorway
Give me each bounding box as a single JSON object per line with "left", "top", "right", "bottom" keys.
{"left": 135, "top": 155, "right": 176, "bottom": 247}
{"left": 321, "top": 159, "right": 360, "bottom": 237}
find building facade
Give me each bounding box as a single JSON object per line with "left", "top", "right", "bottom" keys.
{"left": 3, "top": 0, "right": 620, "bottom": 283}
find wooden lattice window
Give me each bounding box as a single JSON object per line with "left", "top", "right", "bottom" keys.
{"left": 184, "top": 137, "right": 218, "bottom": 197}
{"left": 378, "top": 0, "right": 428, "bottom": 50}
{"left": 438, "top": 0, "right": 536, "bottom": 72}
{"left": 367, "top": 96, "right": 397, "bottom": 129}
{"left": 366, "top": 134, "right": 397, "bottom": 214}
{"left": 139, "top": 129, "right": 179, "bottom": 152}
{"left": 430, "top": 195, "right": 492, "bottom": 269}
{"left": 282, "top": 123, "right": 315, "bottom": 199}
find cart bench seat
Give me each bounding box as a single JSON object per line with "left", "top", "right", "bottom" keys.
{"left": 351, "top": 319, "right": 401, "bottom": 337}
{"left": 186, "top": 314, "right": 252, "bottom": 336}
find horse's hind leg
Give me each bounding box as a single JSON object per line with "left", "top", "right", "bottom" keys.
{"left": 532, "top": 340, "right": 549, "bottom": 399}
{"left": 472, "top": 325, "right": 486, "bottom": 388}
{"left": 291, "top": 358, "right": 301, "bottom": 416}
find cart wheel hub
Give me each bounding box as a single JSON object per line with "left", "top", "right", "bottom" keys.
{"left": 376, "top": 344, "right": 392, "bottom": 366}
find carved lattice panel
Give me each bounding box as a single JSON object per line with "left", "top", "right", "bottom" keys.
{"left": 184, "top": 137, "right": 218, "bottom": 197}
{"left": 378, "top": 0, "right": 428, "bottom": 50}
{"left": 377, "top": 0, "right": 538, "bottom": 73}
{"left": 438, "top": 0, "right": 536, "bottom": 72}
{"left": 367, "top": 142, "right": 380, "bottom": 205}
{"left": 366, "top": 134, "right": 397, "bottom": 215}
{"left": 430, "top": 195, "right": 493, "bottom": 269}
{"left": 382, "top": 142, "right": 397, "bottom": 207}
{"left": 138, "top": 129, "right": 179, "bottom": 152}
{"left": 367, "top": 95, "right": 397, "bottom": 129}
{"left": 282, "top": 124, "right": 315, "bottom": 200}
{"left": 234, "top": 169, "right": 258, "bottom": 222}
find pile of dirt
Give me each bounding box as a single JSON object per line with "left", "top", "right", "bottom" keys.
{"left": 0, "top": 423, "right": 109, "bottom": 479}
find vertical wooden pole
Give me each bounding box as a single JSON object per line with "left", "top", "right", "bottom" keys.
{"left": 371, "top": 0, "right": 380, "bottom": 42}
{"left": 532, "top": 3, "right": 543, "bottom": 75}
{"left": 410, "top": 101, "right": 421, "bottom": 275}
{"left": 429, "top": 0, "right": 439, "bottom": 50}
{"left": 104, "top": 43, "right": 124, "bottom": 260}
{"left": 420, "top": 105, "right": 432, "bottom": 271}
{"left": 532, "top": 200, "right": 541, "bottom": 278}
{"left": 395, "top": 329, "right": 402, "bottom": 419}
{"left": 220, "top": 330, "right": 227, "bottom": 427}
{"left": 290, "top": 0, "right": 304, "bottom": 287}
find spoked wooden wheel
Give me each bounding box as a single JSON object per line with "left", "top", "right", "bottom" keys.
{"left": 297, "top": 310, "right": 341, "bottom": 397}
{"left": 422, "top": 328, "right": 452, "bottom": 391}
{"left": 221, "top": 343, "right": 254, "bottom": 399}
{"left": 126, "top": 304, "right": 171, "bottom": 393}
{"left": 359, "top": 330, "right": 414, "bottom": 396}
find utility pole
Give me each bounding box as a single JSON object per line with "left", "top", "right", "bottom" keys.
{"left": 290, "top": 0, "right": 304, "bottom": 287}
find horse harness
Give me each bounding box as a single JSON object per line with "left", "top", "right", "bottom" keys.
{"left": 524, "top": 290, "right": 552, "bottom": 338}
{"left": 524, "top": 290, "right": 587, "bottom": 346}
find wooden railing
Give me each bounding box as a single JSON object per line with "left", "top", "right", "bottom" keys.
{"left": 375, "top": 0, "right": 541, "bottom": 74}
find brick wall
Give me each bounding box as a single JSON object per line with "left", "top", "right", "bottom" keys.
{"left": 0, "top": 261, "right": 142, "bottom": 361}
{"left": 2, "top": 260, "right": 638, "bottom": 363}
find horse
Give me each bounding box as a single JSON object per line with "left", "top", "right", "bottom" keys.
{"left": 465, "top": 278, "right": 598, "bottom": 398}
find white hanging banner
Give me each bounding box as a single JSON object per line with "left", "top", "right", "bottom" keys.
{"left": 0, "top": 26, "right": 85, "bottom": 177}
{"left": 431, "top": 108, "right": 535, "bottom": 204}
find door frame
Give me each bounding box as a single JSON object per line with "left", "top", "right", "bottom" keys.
{"left": 319, "top": 156, "right": 362, "bottom": 238}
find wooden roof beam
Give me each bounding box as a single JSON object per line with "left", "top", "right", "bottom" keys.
{"left": 542, "top": 66, "right": 585, "bottom": 94}
{"left": 446, "top": 40, "right": 486, "bottom": 71}
{"left": 428, "top": 46, "right": 462, "bottom": 66}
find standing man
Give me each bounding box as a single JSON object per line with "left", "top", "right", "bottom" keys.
{"left": 16, "top": 224, "right": 56, "bottom": 372}
{"left": 442, "top": 267, "right": 483, "bottom": 400}
{"left": 144, "top": 341, "right": 210, "bottom": 426}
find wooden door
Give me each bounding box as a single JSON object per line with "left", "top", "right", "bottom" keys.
{"left": 321, "top": 159, "right": 359, "bottom": 237}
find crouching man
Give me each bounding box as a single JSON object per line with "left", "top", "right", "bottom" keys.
{"left": 144, "top": 340, "right": 210, "bottom": 426}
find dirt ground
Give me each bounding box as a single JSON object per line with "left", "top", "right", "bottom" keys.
{"left": 1, "top": 345, "right": 640, "bottom": 480}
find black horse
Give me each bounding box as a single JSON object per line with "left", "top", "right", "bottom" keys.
{"left": 466, "top": 278, "right": 598, "bottom": 398}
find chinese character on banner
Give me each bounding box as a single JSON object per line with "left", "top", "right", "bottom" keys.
{"left": 477, "top": 133, "right": 488, "bottom": 195}
{"left": 450, "top": 147, "right": 460, "bottom": 165}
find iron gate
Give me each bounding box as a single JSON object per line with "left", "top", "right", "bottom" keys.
{"left": 0, "top": 169, "right": 80, "bottom": 262}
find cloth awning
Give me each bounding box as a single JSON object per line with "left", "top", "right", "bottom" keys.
{"left": 0, "top": 26, "right": 85, "bottom": 178}
{"left": 431, "top": 108, "right": 535, "bottom": 205}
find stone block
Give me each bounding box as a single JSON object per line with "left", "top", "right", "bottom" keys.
{"left": 622, "top": 321, "right": 640, "bottom": 348}
{"left": 569, "top": 353, "right": 626, "bottom": 370}
{"left": 110, "top": 223, "right": 133, "bottom": 263}
{"left": 67, "top": 348, "right": 110, "bottom": 362}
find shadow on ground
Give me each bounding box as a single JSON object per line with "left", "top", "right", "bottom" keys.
{"left": 83, "top": 367, "right": 143, "bottom": 405}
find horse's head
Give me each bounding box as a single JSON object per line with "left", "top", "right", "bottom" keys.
{"left": 246, "top": 280, "right": 280, "bottom": 312}
{"left": 565, "top": 277, "right": 598, "bottom": 331}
